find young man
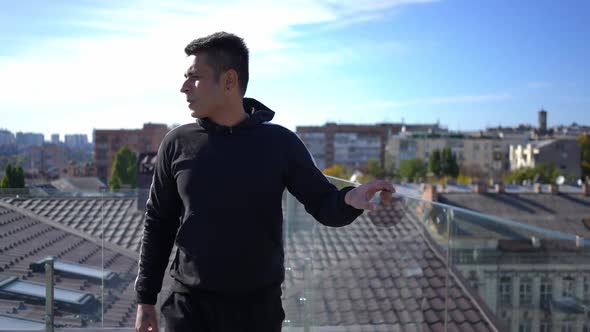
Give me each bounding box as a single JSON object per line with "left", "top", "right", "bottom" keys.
{"left": 134, "top": 32, "right": 395, "bottom": 332}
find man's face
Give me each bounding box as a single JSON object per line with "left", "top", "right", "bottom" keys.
{"left": 180, "top": 54, "right": 225, "bottom": 119}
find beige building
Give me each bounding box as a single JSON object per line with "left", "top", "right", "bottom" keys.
{"left": 385, "top": 133, "right": 505, "bottom": 179}
{"left": 296, "top": 122, "right": 440, "bottom": 170}
{"left": 93, "top": 123, "right": 169, "bottom": 180}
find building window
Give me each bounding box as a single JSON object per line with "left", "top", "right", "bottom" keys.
{"left": 561, "top": 320, "right": 574, "bottom": 332}
{"left": 499, "top": 276, "right": 512, "bottom": 305}
{"left": 519, "top": 319, "right": 532, "bottom": 332}
{"left": 540, "top": 321, "right": 552, "bottom": 332}
{"left": 540, "top": 278, "right": 552, "bottom": 305}
{"left": 562, "top": 276, "right": 575, "bottom": 297}
{"left": 467, "top": 270, "right": 479, "bottom": 290}
{"left": 520, "top": 277, "right": 532, "bottom": 305}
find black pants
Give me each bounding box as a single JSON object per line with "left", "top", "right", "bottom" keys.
{"left": 160, "top": 284, "right": 285, "bottom": 332}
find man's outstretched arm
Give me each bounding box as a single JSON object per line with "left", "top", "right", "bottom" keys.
{"left": 284, "top": 132, "right": 394, "bottom": 226}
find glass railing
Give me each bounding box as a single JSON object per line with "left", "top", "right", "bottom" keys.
{"left": 0, "top": 178, "right": 588, "bottom": 331}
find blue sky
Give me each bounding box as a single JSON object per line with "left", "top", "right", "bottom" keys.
{"left": 0, "top": 0, "right": 589, "bottom": 141}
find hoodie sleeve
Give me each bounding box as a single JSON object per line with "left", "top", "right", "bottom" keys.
{"left": 135, "top": 137, "right": 182, "bottom": 305}
{"left": 285, "top": 132, "right": 363, "bottom": 227}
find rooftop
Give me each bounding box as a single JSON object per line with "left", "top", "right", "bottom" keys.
{"left": 0, "top": 180, "right": 589, "bottom": 331}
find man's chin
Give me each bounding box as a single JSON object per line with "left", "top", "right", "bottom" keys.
{"left": 189, "top": 105, "right": 203, "bottom": 118}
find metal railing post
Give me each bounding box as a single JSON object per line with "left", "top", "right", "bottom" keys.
{"left": 45, "top": 257, "right": 55, "bottom": 332}
{"left": 303, "top": 256, "right": 311, "bottom": 332}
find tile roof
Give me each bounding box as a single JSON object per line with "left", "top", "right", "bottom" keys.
{"left": 282, "top": 200, "right": 498, "bottom": 330}
{"left": 0, "top": 195, "right": 501, "bottom": 330}
{"left": 1, "top": 197, "right": 145, "bottom": 252}
{"left": 0, "top": 205, "right": 139, "bottom": 328}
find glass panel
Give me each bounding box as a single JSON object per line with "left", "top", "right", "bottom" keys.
{"left": 1, "top": 180, "right": 589, "bottom": 331}
{"left": 447, "top": 200, "right": 589, "bottom": 332}
{"left": 282, "top": 187, "right": 318, "bottom": 328}
{"left": 0, "top": 189, "right": 107, "bottom": 328}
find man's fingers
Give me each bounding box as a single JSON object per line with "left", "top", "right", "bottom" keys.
{"left": 368, "top": 180, "right": 395, "bottom": 193}
{"left": 380, "top": 190, "right": 394, "bottom": 202}
{"left": 139, "top": 322, "right": 159, "bottom": 332}
{"left": 360, "top": 200, "right": 377, "bottom": 211}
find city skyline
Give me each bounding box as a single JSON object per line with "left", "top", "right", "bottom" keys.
{"left": 1, "top": 0, "right": 589, "bottom": 140}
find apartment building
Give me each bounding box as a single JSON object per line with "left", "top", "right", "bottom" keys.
{"left": 296, "top": 122, "right": 440, "bottom": 170}
{"left": 0, "top": 129, "right": 15, "bottom": 145}
{"left": 29, "top": 143, "right": 69, "bottom": 176}
{"left": 15, "top": 132, "right": 44, "bottom": 147}
{"left": 64, "top": 134, "right": 89, "bottom": 149}
{"left": 509, "top": 139, "right": 581, "bottom": 179}
{"left": 385, "top": 132, "right": 505, "bottom": 179}
{"left": 93, "top": 123, "right": 169, "bottom": 180}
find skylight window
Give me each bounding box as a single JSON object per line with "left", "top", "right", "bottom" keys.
{"left": 30, "top": 256, "right": 119, "bottom": 286}
{"left": 0, "top": 277, "right": 99, "bottom": 313}
{"left": 0, "top": 314, "right": 45, "bottom": 330}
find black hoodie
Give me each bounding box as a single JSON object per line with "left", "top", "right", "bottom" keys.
{"left": 135, "top": 98, "right": 363, "bottom": 304}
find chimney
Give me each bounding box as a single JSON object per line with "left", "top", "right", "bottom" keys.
{"left": 495, "top": 183, "right": 505, "bottom": 194}
{"left": 422, "top": 184, "right": 438, "bottom": 202}
{"left": 583, "top": 183, "right": 589, "bottom": 196}
{"left": 548, "top": 184, "right": 558, "bottom": 194}
{"left": 533, "top": 183, "right": 542, "bottom": 193}
{"left": 472, "top": 182, "right": 487, "bottom": 194}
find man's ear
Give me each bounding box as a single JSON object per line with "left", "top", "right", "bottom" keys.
{"left": 224, "top": 69, "right": 238, "bottom": 91}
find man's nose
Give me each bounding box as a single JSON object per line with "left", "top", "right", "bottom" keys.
{"left": 180, "top": 81, "right": 190, "bottom": 93}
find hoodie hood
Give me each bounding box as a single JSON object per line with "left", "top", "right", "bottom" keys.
{"left": 197, "top": 98, "right": 275, "bottom": 134}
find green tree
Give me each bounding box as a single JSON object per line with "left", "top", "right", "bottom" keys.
{"left": 428, "top": 149, "right": 442, "bottom": 177}
{"left": 0, "top": 164, "right": 25, "bottom": 188}
{"left": 364, "top": 159, "right": 387, "bottom": 179}
{"left": 441, "top": 147, "right": 459, "bottom": 178}
{"left": 109, "top": 146, "right": 137, "bottom": 189}
{"left": 579, "top": 133, "right": 590, "bottom": 179}
{"left": 503, "top": 162, "right": 561, "bottom": 184}
{"left": 399, "top": 158, "right": 426, "bottom": 182}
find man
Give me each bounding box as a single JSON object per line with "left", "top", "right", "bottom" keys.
{"left": 134, "top": 31, "right": 395, "bottom": 332}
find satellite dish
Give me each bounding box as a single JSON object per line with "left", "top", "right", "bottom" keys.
{"left": 556, "top": 176, "right": 565, "bottom": 185}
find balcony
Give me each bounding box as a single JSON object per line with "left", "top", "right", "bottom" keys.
{"left": 0, "top": 177, "right": 589, "bottom": 331}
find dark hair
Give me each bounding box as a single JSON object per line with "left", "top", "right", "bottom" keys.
{"left": 184, "top": 32, "right": 249, "bottom": 96}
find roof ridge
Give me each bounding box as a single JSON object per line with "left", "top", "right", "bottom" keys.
{"left": 0, "top": 201, "right": 138, "bottom": 260}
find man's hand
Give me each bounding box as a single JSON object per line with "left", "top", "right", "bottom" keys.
{"left": 135, "top": 304, "right": 159, "bottom": 332}
{"left": 345, "top": 179, "right": 395, "bottom": 211}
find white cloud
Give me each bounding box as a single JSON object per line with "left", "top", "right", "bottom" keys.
{"left": 0, "top": 0, "right": 436, "bottom": 137}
